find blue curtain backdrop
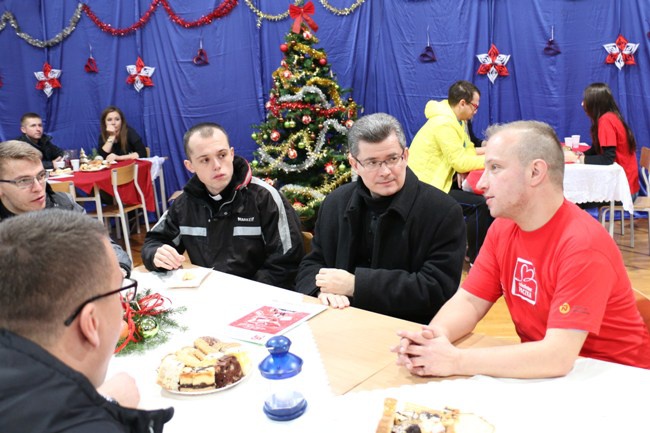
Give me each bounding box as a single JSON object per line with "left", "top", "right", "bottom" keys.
{"left": 0, "top": 0, "right": 649, "bottom": 195}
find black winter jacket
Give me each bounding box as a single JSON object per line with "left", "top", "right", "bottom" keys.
{"left": 141, "top": 156, "right": 304, "bottom": 289}
{"left": 0, "top": 330, "right": 173, "bottom": 433}
{"left": 16, "top": 133, "right": 65, "bottom": 169}
{"left": 295, "top": 168, "right": 466, "bottom": 324}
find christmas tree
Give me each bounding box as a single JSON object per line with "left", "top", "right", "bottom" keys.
{"left": 251, "top": 5, "right": 360, "bottom": 229}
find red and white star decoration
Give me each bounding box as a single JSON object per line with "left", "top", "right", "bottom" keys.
{"left": 603, "top": 34, "right": 639, "bottom": 70}
{"left": 476, "top": 44, "right": 510, "bottom": 84}
{"left": 126, "top": 57, "right": 155, "bottom": 92}
{"left": 34, "top": 62, "right": 62, "bottom": 97}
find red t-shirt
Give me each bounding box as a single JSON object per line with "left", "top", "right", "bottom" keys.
{"left": 598, "top": 112, "right": 640, "bottom": 195}
{"left": 464, "top": 200, "right": 650, "bottom": 369}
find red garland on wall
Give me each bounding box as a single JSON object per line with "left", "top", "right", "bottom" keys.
{"left": 82, "top": 0, "right": 238, "bottom": 36}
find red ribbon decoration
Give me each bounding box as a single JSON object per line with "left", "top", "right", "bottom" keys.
{"left": 115, "top": 292, "right": 171, "bottom": 354}
{"left": 289, "top": 1, "right": 318, "bottom": 34}
{"left": 193, "top": 48, "right": 209, "bottom": 65}
{"left": 84, "top": 57, "right": 99, "bottom": 73}
{"left": 477, "top": 44, "right": 509, "bottom": 77}
{"left": 605, "top": 34, "right": 637, "bottom": 66}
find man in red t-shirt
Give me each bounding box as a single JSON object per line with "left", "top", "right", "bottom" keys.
{"left": 395, "top": 120, "right": 650, "bottom": 378}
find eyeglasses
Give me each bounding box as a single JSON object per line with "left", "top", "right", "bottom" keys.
{"left": 467, "top": 100, "right": 479, "bottom": 111}
{"left": 63, "top": 278, "right": 138, "bottom": 326}
{"left": 353, "top": 149, "right": 405, "bottom": 172}
{"left": 0, "top": 170, "right": 48, "bottom": 189}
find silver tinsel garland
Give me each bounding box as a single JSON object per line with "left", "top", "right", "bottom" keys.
{"left": 0, "top": 3, "right": 83, "bottom": 48}
{"left": 257, "top": 118, "right": 349, "bottom": 173}
{"left": 277, "top": 86, "right": 332, "bottom": 109}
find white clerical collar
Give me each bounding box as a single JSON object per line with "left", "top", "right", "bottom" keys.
{"left": 210, "top": 193, "right": 222, "bottom": 201}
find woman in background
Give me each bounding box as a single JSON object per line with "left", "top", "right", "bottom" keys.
{"left": 97, "top": 106, "right": 147, "bottom": 162}
{"left": 569, "top": 83, "right": 639, "bottom": 197}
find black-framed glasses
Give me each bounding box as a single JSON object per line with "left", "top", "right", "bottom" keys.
{"left": 353, "top": 149, "right": 405, "bottom": 172}
{"left": 63, "top": 278, "right": 138, "bottom": 326}
{"left": 0, "top": 170, "right": 48, "bottom": 189}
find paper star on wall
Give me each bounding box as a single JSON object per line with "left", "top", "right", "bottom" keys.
{"left": 476, "top": 44, "right": 510, "bottom": 84}
{"left": 126, "top": 57, "right": 155, "bottom": 92}
{"left": 34, "top": 62, "right": 62, "bottom": 97}
{"left": 603, "top": 34, "right": 639, "bottom": 70}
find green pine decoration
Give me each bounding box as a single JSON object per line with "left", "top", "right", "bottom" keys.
{"left": 251, "top": 20, "right": 360, "bottom": 229}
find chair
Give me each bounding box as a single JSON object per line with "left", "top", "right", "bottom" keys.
{"left": 88, "top": 163, "right": 150, "bottom": 262}
{"left": 600, "top": 147, "right": 650, "bottom": 252}
{"left": 48, "top": 180, "right": 76, "bottom": 199}
{"left": 302, "top": 231, "right": 314, "bottom": 254}
{"left": 634, "top": 288, "right": 650, "bottom": 334}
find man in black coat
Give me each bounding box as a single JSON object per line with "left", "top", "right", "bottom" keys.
{"left": 16, "top": 112, "right": 65, "bottom": 169}
{"left": 295, "top": 113, "right": 466, "bottom": 324}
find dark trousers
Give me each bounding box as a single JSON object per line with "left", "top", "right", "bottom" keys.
{"left": 449, "top": 189, "right": 493, "bottom": 263}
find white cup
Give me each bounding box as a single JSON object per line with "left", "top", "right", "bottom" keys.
{"left": 571, "top": 135, "right": 581, "bottom": 148}
{"left": 71, "top": 159, "right": 80, "bottom": 171}
{"left": 564, "top": 137, "right": 573, "bottom": 148}
{"left": 54, "top": 160, "right": 65, "bottom": 169}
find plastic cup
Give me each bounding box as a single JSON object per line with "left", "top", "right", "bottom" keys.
{"left": 54, "top": 160, "right": 65, "bottom": 169}
{"left": 571, "top": 135, "right": 581, "bottom": 149}
{"left": 563, "top": 137, "right": 573, "bottom": 149}
{"left": 71, "top": 159, "right": 80, "bottom": 171}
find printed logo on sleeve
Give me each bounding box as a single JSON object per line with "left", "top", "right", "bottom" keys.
{"left": 511, "top": 258, "right": 538, "bottom": 305}
{"left": 559, "top": 303, "right": 570, "bottom": 314}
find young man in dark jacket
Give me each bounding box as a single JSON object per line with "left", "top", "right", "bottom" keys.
{"left": 16, "top": 112, "right": 65, "bottom": 169}
{"left": 0, "top": 210, "right": 173, "bottom": 432}
{"left": 141, "top": 122, "right": 304, "bottom": 289}
{"left": 295, "top": 113, "right": 466, "bottom": 324}
{"left": 0, "top": 140, "right": 131, "bottom": 276}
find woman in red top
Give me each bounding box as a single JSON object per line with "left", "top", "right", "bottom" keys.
{"left": 579, "top": 83, "right": 640, "bottom": 196}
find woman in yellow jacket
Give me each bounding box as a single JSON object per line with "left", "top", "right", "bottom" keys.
{"left": 409, "top": 80, "right": 491, "bottom": 264}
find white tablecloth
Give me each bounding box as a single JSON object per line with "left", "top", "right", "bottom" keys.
{"left": 329, "top": 358, "right": 650, "bottom": 433}
{"left": 109, "top": 269, "right": 334, "bottom": 432}
{"left": 564, "top": 163, "right": 633, "bottom": 212}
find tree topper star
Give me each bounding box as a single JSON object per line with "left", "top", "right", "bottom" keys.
{"left": 603, "top": 34, "right": 639, "bottom": 70}
{"left": 477, "top": 44, "right": 510, "bottom": 84}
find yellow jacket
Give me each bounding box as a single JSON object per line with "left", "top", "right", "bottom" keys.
{"left": 408, "top": 100, "right": 484, "bottom": 192}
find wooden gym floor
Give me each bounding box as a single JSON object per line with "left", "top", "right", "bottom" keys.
{"left": 126, "top": 218, "right": 650, "bottom": 341}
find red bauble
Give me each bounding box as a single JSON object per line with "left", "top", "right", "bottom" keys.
{"left": 318, "top": 58, "right": 327, "bottom": 66}
{"left": 288, "top": 148, "right": 298, "bottom": 159}
{"left": 280, "top": 44, "right": 289, "bottom": 52}
{"left": 283, "top": 70, "right": 292, "bottom": 79}
{"left": 270, "top": 131, "right": 281, "bottom": 141}
{"left": 345, "top": 119, "right": 354, "bottom": 128}
{"left": 303, "top": 31, "right": 312, "bottom": 40}
{"left": 325, "top": 163, "right": 335, "bottom": 175}
{"left": 302, "top": 115, "right": 312, "bottom": 124}
{"left": 264, "top": 177, "right": 275, "bottom": 185}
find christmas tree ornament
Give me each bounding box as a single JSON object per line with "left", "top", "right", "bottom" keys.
{"left": 284, "top": 121, "right": 292, "bottom": 128}
{"left": 193, "top": 39, "right": 209, "bottom": 66}
{"left": 325, "top": 162, "right": 335, "bottom": 175}
{"left": 338, "top": 163, "right": 346, "bottom": 172}
{"left": 543, "top": 26, "right": 561, "bottom": 56}
{"left": 302, "top": 115, "right": 312, "bottom": 124}
{"left": 289, "top": 1, "right": 319, "bottom": 34}
{"left": 345, "top": 119, "right": 354, "bottom": 128}
{"left": 263, "top": 134, "right": 269, "bottom": 140}
{"left": 288, "top": 148, "right": 298, "bottom": 159}
{"left": 303, "top": 31, "right": 313, "bottom": 40}
{"left": 264, "top": 177, "right": 275, "bottom": 185}
{"left": 84, "top": 44, "right": 99, "bottom": 73}
{"left": 139, "top": 316, "right": 159, "bottom": 339}
{"left": 126, "top": 56, "right": 155, "bottom": 92}
{"left": 298, "top": 141, "right": 306, "bottom": 149}
{"left": 603, "top": 34, "right": 639, "bottom": 70}
{"left": 293, "top": 200, "right": 304, "bottom": 208}
{"left": 252, "top": 132, "right": 258, "bottom": 140}
{"left": 271, "top": 130, "right": 281, "bottom": 141}
{"left": 34, "top": 62, "right": 62, "bottom": 98}
{"left": 319, "top": 58, "right": 327, "bottom": 66}
{"left": 283, "top": 70, "right": 293, "bottom": 79}
{"left": 289, "top": 120, "right": 296, "bottom": 128}
{"left": 280, "top": 43, "right": 289, "bottom": 52}
{"left": 476, "top": 44, "right": 510, "bottom": 84}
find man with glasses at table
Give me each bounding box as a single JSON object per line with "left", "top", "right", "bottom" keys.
{"left": 409, "top": 80, "right": 492, "bottom": 265}
{"left": 0, "top": 140, "right": 132, "bottom": 276}
{"left": 295, "top": 113, "right": 466, "bottom": 324}
{"left": 0, "top": 210, "right": 173, "bottom": 432}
